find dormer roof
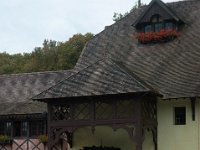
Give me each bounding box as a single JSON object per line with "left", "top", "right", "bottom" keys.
{"left": 133, "top": 0, "right": 183, "bottom": 27}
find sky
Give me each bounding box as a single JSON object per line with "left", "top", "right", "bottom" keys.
{"left": 0, "top": 0, "right": 176, "bottom": 54}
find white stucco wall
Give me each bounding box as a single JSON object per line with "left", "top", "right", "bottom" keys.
{"left": 71, "top": 125, "right": 155, "bottom": 150}
{"left": 158, "top": 98, "right": 199, "bottom": 150}
{"left": 143, "top": 129, "right": 154, "bottom": 150}
{"left": 72, "top": 126, "right": 136, "bottom": 150}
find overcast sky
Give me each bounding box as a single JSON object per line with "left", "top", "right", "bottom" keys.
{"left": 0, "top": 0, "right": 176, "bottom": 54}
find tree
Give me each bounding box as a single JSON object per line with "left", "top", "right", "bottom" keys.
{"left": 0, "top": 33, "right": 93, "bottom": 74}
{"left": 112, "top": 2, "right": 144, "bottom": 22}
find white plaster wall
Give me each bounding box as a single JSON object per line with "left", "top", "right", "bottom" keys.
{"left": 72, "top": 125, "right": 155, "bottom": 150}
{"left": 157, "top": 98, "right": 199, "bottom": 150}
{"left": 72, "top": 126, "right": 136, "bottom": 150}
{"left": 143, "top": 129, "right": 154, "bottom": 150}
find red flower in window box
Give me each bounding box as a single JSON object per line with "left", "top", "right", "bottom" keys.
{"left": 136, "top": 29, "right": 180, "bottom": 44}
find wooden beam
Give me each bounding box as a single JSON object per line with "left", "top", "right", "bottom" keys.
{"left": 50, "top": 118, "right": 138, "bottom": 128}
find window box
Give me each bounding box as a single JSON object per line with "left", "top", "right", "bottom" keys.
{"left": 136, "top": 29, "right": 180, "bottom": 44}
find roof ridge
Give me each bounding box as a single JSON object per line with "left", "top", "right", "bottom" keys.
{"left": 109, "top": 60, "right": 150, "bottom": 90}
{"left": 32, "top": 59, "right": 104, "bottom": 100}
{"left": 112, "top": 61, "right": 161, "bottom": 95}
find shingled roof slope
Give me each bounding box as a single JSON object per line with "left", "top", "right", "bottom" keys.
{"left": 74, "top": 0, "right": 200, "bottom": 99}
{"left": 0, "top": 70, "right": 74, "bottom": 114}
{"left": 33, "top": 59, "right": 151, "bottom": 100}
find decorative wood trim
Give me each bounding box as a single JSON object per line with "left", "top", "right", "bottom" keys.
{"left": 0, "top": 113, "right": 44, "bottom": 121}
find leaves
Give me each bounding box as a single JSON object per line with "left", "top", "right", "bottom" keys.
{"left": 113, "top": 2, "right": 145, "bottom": 22}
{"left": 0, "top": 33, "right": 93, "bottom": 75}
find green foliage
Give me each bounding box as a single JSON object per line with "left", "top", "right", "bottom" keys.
{"left": 113, "top": 12, "right": 127, "bottom": 22}
{"left": 112, "top": 2, "right": 145, "bottom": 22}
{"left": 38, "top": 135, "right": 48, "bottom": 143}
{"left": 0, "top": 33, "right": 93, "bottom": 74}
{"left": 0, "top": 135, "right": 10, "bottom": 144}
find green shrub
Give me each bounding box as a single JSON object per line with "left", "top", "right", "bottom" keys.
{"left": 38, "top": 135, "right": 48, "bottom": 143}
{"left": 0, "top": 135, "right": 10, "bottom": 144}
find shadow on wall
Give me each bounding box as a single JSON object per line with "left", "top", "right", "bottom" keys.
{"left": 72, "top": 126, "right": 135, "bottom": 150}
{"left": 72, "top": 126, "right": 154, "bottom": 150}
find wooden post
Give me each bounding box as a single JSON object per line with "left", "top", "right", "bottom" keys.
{"left": 47, "top": 103, "right": 52, "bottom": 150}
{"left": 135, "top": 98, "right": 143, "bottom": 150}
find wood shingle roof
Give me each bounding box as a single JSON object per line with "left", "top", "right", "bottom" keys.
{"left": 33, "top": 59, "right": 153, "bottom": 100}
{"left": 1, "top": 0, "right": 200, "bottom": 115}
{"left": 0, "top": 70, "right": 74, "bottom": 114}
{"left": 74, "top": 0, "right": 200, "bottom": 99}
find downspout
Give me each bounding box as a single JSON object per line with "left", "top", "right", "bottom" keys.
{"left": 198, "top": 99, "right": 199, "bottom": 150}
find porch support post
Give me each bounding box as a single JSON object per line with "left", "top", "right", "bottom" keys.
{"left": 152, "top": 127, "right": 157, "bottom": 150}
{"left": 135, "top": 98, "right": 144, "bottom": 150}
{"left": 47, "top": 103, "right": 53, "bottom": 150}
{"left": 136, "top": 126, "right": 143, "bottom": 150}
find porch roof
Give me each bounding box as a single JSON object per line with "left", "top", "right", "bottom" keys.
{"left": 33, "top": 59, "right": 157, "bottom": 100}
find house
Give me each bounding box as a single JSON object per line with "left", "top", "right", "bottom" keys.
{"left": 0, "top": 70, "right": 74, "bottom": 149}
{"left": 1, "top": 0, "right": 200, "bottom": 149}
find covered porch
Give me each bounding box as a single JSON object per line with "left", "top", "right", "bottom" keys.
{"left": 47, "top": 93, "right": 157, "bottom": 150}
{"left": 32, "top": 59, "right": 159, "bottom": 150}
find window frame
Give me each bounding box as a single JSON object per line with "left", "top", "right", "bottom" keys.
{"left": 174, "top": 107, "right": 186, "bottom": 125}
{"left": 0, "top": 122, "right": 12, "bottom": 136}
{"left": 29, "top": 120, "right": 45, "bottom": 137}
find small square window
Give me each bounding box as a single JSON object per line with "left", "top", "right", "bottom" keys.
{"left": 174, "top": 107, "right": 186, "bottom": 125}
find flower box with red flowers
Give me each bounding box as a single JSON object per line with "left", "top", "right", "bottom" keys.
{"left": 136, "top": 29, "right": 180, "bottom": 44}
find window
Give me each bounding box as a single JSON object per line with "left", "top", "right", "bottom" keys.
{"left": 155, "top": 23, "right": 163, "bottom": 32}
{"left": 29, "top": 121, "right": 44, "bottom": 137}
{"left": 143, "top": 14, "right": 177, "bottom": 34}
{"left": 13, "top": 121, "right": 28, "bottom": 137}
{"left": 145, "top": 25, "right": 152, "bottom": 33}
{"left": 0, "top": 122, "right": 4, "bottom": 135}
{"left": 21, "top": 122, "right": 28, "bottom": 137}
{"left": 165, "top": 22, "right": 174, "bottom": 30}
{"left": 0, "top": 122, "right": 12, "bottom": 136}
{"left": 174, "top": 107, "right": 186, "bottom": 125}
{"left": 0, "top": 120, "right": 46, "bottom": 138}
{"left": 5, "top": 122, "right": 12, "bottom": 136}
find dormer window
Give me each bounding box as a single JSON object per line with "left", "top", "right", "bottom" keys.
{"left": 145, "top": 25, "right": 152, "bottom": 33}
{"left": 137, "top": 20, "right": 179, "bottom": 44}
{"left": 155, "top": 23, "right": 163, "bottom": 32}
{"left": 144, "top": 21, "right": 175, "bottom": 33}
{"left": 133, "top": 0, "right": 184, "bottom": 44}
{"left": 165, "top": 22, "right": 174, "bottom": 30}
